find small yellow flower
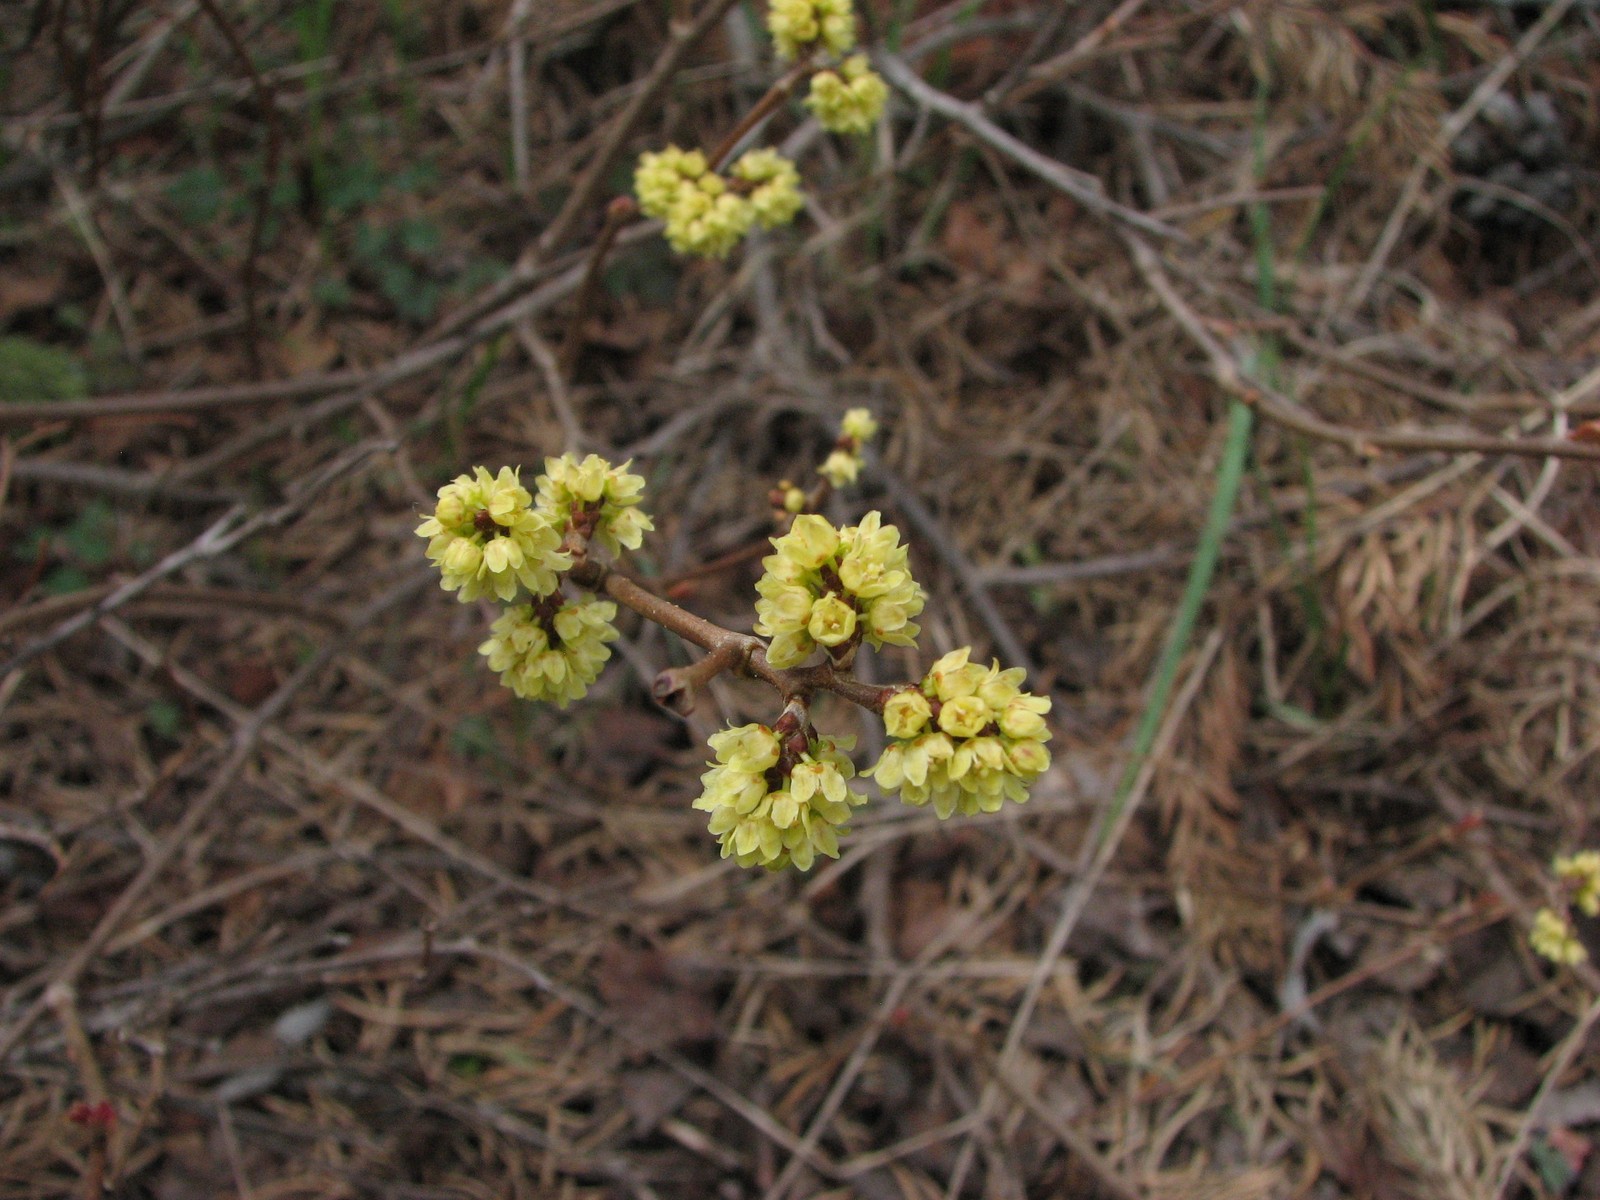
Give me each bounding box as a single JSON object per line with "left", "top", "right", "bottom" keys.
{"left": 1554, "top": 851, "right": 1600, "bottom": 917}
{"left": 840, "top": 407, "right": 877, "bottom": 443}
{"left": 998, "top": 695, "right": 1050, "bottom": 740}
{"left": 779, "top": 513, "right": 842, "bottom": 570}
{"left": 634, "top": 146, "right": 710, "bottom": 220}
{"left": 1531, "top": 906, "right": 1587, "bottom": 965}
{"left": 767, "top": 0, "right": 856, "bottom": 61}
{"left": 883, "top": 690, "right": 931, "bottom": 739}
{"left": 633, "top": 146, "right": 757, "bottom": 258}
{"left": 805, "top": 55, "right": 888, "bottom": 135}
{"left": 867, "top": 649, "right": 1051, "bottom": 818}
{"left": 937, "top": 695, "right": 990, "bottom": 739}
{"left": 670, "top": 187, "right": 755, "bottom": 258}
{"left": 818, "top": 448, "right": 861, "bottom": 487}
{"left": 753, "top": 511, "right": 922, "bottom": 667}
{"left": 709, "top": 723, "right": 783, "bottom": 774}
{"left": 807, "top": 593, "right": 857, "bottom": 646}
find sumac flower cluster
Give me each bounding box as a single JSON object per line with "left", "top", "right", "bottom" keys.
{"left": 633, "top": 0, "right": 888, "bottom": 259}
{"left": 416, "top": 455, "right": 650, "bottom": 707}
{"left": 421, "top": 414, "right": 1054, "bottom": 872}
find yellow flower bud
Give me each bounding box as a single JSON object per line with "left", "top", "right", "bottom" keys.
{"left": 479, "top": 599, "right": 618, "bottom": 706}
{"left": 536, "top": 453, "right": 654, "bottom": 558}
{"left": 998, "top": 697, "right": 1049, "bottom": 739}
{"left": 768, "top": 0, "right": 856, "bottom": 61}
{"left": 709, "top": 724, "right": 782, "bottom": 773}
{"left": 779, "top": 513, "right": 841, "bottom": 570}
{"left": 732, "top": 148, "right": 804, "bottom": 230}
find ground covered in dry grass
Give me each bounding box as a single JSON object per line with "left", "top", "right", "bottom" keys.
{"left": 4, "top": 2, "right": 1600, "bottom": 1197}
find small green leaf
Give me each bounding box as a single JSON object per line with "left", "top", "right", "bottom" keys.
{"left": 62, "top": 501, "right": 115, "bottom": 567}
{"left": 398, "top": 216, "right": 440, "bottom": 255}
{"left": 451, "top": 715, "right": 498, "bottom": 761}
{"left": 145, "top": 701, "right": 183, "bottom": 740}
{"left": 166, "top": 165, "right": 224, "bottom": 225}
{"left": 1529, "top": 1135, "right": 1574, "bottom": 1193}
{"left": 42, "top": 565, "right": 91, "bottom": 596}
{"left": 0, "top": 336, "right": 88, "bottom": 402}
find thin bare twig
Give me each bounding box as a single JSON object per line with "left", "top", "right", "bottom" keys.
{"left": 54, "top": 170, "right": 141, "bottom": 360}
{"left": 194, "top": 0, "right": 282, "bottom": 378}
{"left": 877, "top": 52, "right": 1188, "bottom": 244}
{"left": 558, "top": 196, "right": 638, "bottom": 377}
{"left": 872, "top": 462, "right": 1035, "bottom": 675}
{"left": 705, "top": 53, "right": 815, "bottom": 171}
{"left": 1341, "top": 0, "right": 1580, "bottom": 317}
{"left": 1494, "top": 991, "right": 1600, "bottom": 1199}
{"left": 569, "top": 559, "right": 895, "bottom": 713}
{"left": 0, "top": 598, "right": 374, "bottom": 1066}
{"left": 455, "top": 939, "right": 849, "bottom": 1181}
{"left": 1124, "top": 232, "right": 1600, "bottom": 464}
{"left": 0, "top": 439, "right": 390, "bottom": 677}
{"left": 435, "top": 0, "right": 741, "bottom": 340}
{"left": 943, "top": 627, "right": 1224, "bottom": 1197}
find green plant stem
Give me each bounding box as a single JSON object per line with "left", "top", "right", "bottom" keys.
{"left": 1110, "top": 400, "right": 1253, "bottom": 825}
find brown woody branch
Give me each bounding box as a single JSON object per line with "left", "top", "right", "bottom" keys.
{"left": 566, "top": 559, "right": 895, "bottom": 716}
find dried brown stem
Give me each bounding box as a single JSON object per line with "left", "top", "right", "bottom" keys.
{"left": 568, "top": 559, "right": 896, "bottom": 714}
{"left": 558, "top": 195, "right": 637, "bottom": 377}
{"left": 433, "top": 0, "right": 741, "bottom": 341}
{"left": 1123, "top": 232, "right": 1600, "bottom": 464}
{"left": 705, "top": 53, "right": 816, "bottom": 171}
{"left": 0, "top": 440, "right": 390, "bottom": 678}
{"left": 195, "top": 0, "right": 281, "bottom": 379}
{"left": 653, "top": 638, "right": 752, "bottom": 716}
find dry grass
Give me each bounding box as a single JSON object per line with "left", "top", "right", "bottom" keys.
{"left": 4, "top": 1, "right": 1600, "bottom": 1197}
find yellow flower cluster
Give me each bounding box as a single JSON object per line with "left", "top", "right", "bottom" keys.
{"left": 415, "top": 467, "right": 571, "bottom": 603}
{"left": 865, "top": 647, "right": 1051, "bottom": 818}
{"left": 818, "top": 406, "right": 877, "bottom": 487}
{"left": 1554, "top": 851, "right": 1600, "bottom": 917}
{"left": 805, "top": 55, "right": 888, "bottom": 135}
{"left": 767, "top": 0, "right": 856, "bottom": 61}
{"left": 753, "top": 511, "right": 924, "bottom": 668}
{"left": 535, "top": 453, "right": 653, "bottom": 558}
{"left": 633, "top": 146, "right": 804, "bottom": 258}
{"left": 1531, "top": 906, "right": 1586, "bottom": 966}
{"left": 418, "top": 456, "right": 656, "bottom": 708}
{"left": 478, "top": 598, "right": 620, "bottom": 707}
{"left": 633, "top": 146, "right": 752, "bottom": 258}
{"left": 693, "top": 724, "right": 865, "bottom": 870}
{"left": 732, "top": 149, "right": 806, "bottom": 230}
